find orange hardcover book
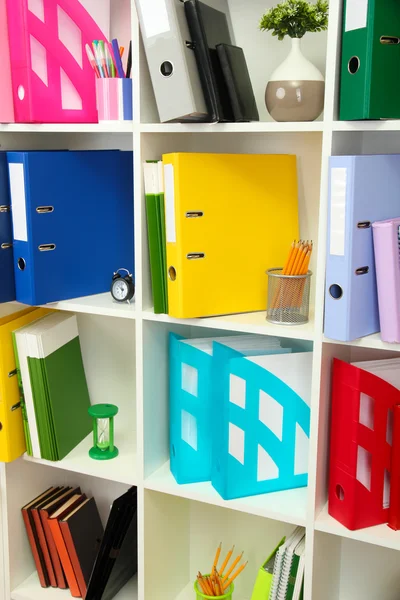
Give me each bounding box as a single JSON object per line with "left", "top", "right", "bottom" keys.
{"left": 48, "top": 494, "right": 86, "bottom": 598}
{"left": 31, "top": 488, "right": 66, "bottom": 587}
{"left": 38, "top": 487, "right": 79, "bottom": 589}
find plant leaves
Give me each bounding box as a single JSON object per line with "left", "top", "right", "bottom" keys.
{"left": 259, "top": 0, "right": 329, "bottom": 39}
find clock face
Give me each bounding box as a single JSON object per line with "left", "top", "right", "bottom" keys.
{"left": 113, "top": 279, "right": 129, "bottom": 301}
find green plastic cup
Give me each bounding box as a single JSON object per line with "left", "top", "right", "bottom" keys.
{"left": 194, "top": 576, "right": 234, "bottom": 600}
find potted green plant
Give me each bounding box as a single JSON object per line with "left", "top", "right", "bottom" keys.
{"left": 260, "top": 0, "right": 328, "bottom": 122}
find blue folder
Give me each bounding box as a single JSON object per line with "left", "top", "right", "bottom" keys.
{"left": 211, "top": 344, "right": 312, "bottom": 500}
{"left": 0, "top": 152, "right": 15, "bottom": 303}
{"left": 7, "top": 151, "right": 134, "bottom": 306}
{"left": 325, "top": 155, "right": 400, "bottom": 342}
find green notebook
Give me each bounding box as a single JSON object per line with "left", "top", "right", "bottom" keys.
{"left": 285, "top": 537, "right": 305, "bottom": 600}
{"left": 144, "top": 160, "right": 168, "bottom": 314}
{"left": 15, "top": 313, "right": 91, "bottom": 461}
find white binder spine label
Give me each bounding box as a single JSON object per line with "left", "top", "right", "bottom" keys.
{"left": 345, "top": 0, "right": 368, "bottom": 32}
{"left": 164, "top": 164, "right": 176, "bottom": 243}
{"left": 330, "top": 167, "right": 347, "bottom": 256}
{"left": 138, "top": 0, "right": 170, "bottom": 39}
{"left": 9, "top": 163, "right": 28, "bottom": 242}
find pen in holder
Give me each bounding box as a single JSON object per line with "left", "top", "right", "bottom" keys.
{"left": 96, "top": 78, "right": 133, "bottom": 122}
{"left": 266, "top": 268, "right": 312, "bottom": 325}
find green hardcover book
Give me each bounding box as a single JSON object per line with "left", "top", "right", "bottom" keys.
{"left": 27, "top": 313, "right": 92, "bottom": 461}
{"left": 16, "top": 313, "right": 91, "bottom": 461}
{"left": 285, "top": 538, "right": 305, "bottom": 600}
{"left": 340, "top": 0, "right": 400, "bottom": 120}
{"left": 144, "top": 161, "right": 168, "bottom": 314}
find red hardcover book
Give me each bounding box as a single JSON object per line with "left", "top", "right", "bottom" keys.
{"left": 329, "top": 359, "right": 400, "bottom": 530}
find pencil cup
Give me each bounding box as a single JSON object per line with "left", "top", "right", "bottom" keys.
{"left": 266, "top": 268, "right": 312, "bottom": 325}
{"left": 194, "top": 578, "right": 234, "bottom": 600}
{"left": 96, "top": 79, "right": 133, "bottom": 122}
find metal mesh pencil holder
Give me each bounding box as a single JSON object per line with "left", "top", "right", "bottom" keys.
{"left": 266, "top": 268, "right": 312, "bottom": 325}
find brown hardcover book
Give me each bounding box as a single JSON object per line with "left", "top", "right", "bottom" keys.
{"left": 38, "top": 487, "right": 80, "bottom": 589}
{"left": 21, "top": 487, "right": 59, "bottom": 588}
{"left": 59, "top": 497, "right": 104, "bottom": 598}
{"left": 48, "top": 494, "right": 87, "bottom": 598}
{"left": 31, "top": 487, "right": 67, "bottom": 587}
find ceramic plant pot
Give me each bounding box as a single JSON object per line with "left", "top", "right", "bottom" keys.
{"left": 265, "top": 37, "right": 325, "bottom": 122}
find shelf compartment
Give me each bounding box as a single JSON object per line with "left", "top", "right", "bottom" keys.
{"left": 3, "top": 459, "right": 133, "bottom": 599}
{"left": 142, "top": 309, "right": 315, "bottom": 341}
{"left": 144, "top": 488, "right": 299, "bottom": 600}
{"left": 11, "top": 573, "right": 137, "bottom": 600}
{"left": 21, "top": 313, "right": 137, "bottom": 485}
{"left": 333, "top": 121, "right": 400, "bottom": 132}
{"left": 323, "top": 333, "right": 400, "bottom": 352}
{"left": 315, "top": 503, "right": 400, "bottom": 552}
{"left": 39, "top": 293, "right": 136, "bottom": 320}
{"left": 144, "top": 461, "right": 307, "bottom": 525}
{"left": 23, "top": 421, "right": 137, "bottom": 486}
{"left": 312, "top": 531, "right": 400, "bottom": 600}
{"left": 140, "top": 122, "right": 324, "bottom": 133}
{"left": 0, "top": 123, "right": 134, "bottom": 134}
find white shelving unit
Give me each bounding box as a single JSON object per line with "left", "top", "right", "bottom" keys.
{"left": 1, "top": 1, "right": 400, "bottom": 599}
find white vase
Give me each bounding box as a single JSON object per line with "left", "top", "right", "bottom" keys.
{"left": 265, "top": 37, "right": 325, "bottom": 122}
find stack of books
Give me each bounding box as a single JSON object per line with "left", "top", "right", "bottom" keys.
{"left": 22, "top": 485, "right": 137, "bottom": 599}
{"left": 14, "top": 312, "right": 92, "bottom": 461}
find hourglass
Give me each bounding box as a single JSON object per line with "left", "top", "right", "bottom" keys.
{"left": 88, "top": 404, "right": 119, "bottom": 460}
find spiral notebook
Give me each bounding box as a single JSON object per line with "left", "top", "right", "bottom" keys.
{"left": 277, "top": 535, "right": 305, "bottom": 600}
{"left": 269, "top": 527, "right": 304, "bottom": 600}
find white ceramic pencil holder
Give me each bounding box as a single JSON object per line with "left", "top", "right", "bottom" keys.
{"left": 96, "top": 79, "right": 133, "bottom": 122}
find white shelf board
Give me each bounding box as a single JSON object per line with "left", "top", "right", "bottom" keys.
{"left": 0, "top": 123, "right": 133, "bottom": 134}
{"left": 143, "top": 309, "right": 314, "bottom": 340}
{"left": 333, "top": 120, "right": 400, "bottom": 132}
{"left": 144, "top": 461, "right": 307, "bottom": 526}
{"left": 315, "top": 503, "right": 400, "bottom": 552}
{"left": 40, "top": 293, "right": 136, "bottom": 319}
{"left": 23, "top": 422, "right": 137, "bottom": 486}
{"left": 323, "top": 333, "right": 400, "bottom": 352}
{"left": 140, "top": 121, "right": 324, "bottom": 134}
{"left": 11, "top": 572, "right": 137, "bottom": 600}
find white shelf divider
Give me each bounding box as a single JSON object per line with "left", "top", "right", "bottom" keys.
{"left": 315, "top": 503, "right": 400, "bottom": 552}
{"left": 140, "top": 121, "right": 324, "bottom": 133}
{"left": 11, "top": 573, "right": 138, "bottom": 600}
{"left": 40, "top": 294, "right": 136, "bottom": 320}
{"left": 142, "top": 309, "right": 315, "bottom": 340}
{"left": 144, "top": 461, "right": 308, "bottom": 526}
{"left": 23, "top": 425, "right": 137, "bottom": 487}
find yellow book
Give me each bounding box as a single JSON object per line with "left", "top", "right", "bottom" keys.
{"left": 162, "top": 153, "right": 299, "bottom": 318}
{"left": 0, "top": 307, "right": 52, "bottom": 462}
